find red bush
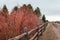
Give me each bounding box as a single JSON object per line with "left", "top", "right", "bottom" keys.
{"left": 0, "top": 5, "right": 43, "bottom": 40}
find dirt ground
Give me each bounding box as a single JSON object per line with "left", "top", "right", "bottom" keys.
{"left": 39, "top": 22, "right": 60, "bottom": 40}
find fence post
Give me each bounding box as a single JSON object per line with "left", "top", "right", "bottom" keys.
{"left": 24, "top": 27, "right": 29, "bottom": 40}
{"left": 37, "top": 26, "right": 39, "bottom": 40}
{"left": 43, "top": 23, "right": 46, "bottom": 32}
{"left": 40, "top": 27, "right": 43, "bottom": 36}
{"left": 44, "top": 23, "right": 48, "bottom": 31}
{"left": 44, "top": 23, "right": 45, "bottom": 30}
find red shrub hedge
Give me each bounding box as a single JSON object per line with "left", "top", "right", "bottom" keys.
{"left": 0, "top": 5, "right": 43, "bottom": 40}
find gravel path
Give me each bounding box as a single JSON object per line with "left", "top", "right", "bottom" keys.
{"left": 39, "top": 22, "right": 60, "bottom": 40}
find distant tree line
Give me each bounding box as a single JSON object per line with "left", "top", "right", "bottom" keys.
{"left": 2, "top": 4, "right": 46, "bottom": 22}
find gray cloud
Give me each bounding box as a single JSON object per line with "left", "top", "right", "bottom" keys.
{"left": 39, "top": 0, "right": 60, "bottom": 16}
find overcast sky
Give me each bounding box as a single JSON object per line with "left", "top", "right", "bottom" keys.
{"left": 0, "top": 0, "right": 60, "bottom": 21}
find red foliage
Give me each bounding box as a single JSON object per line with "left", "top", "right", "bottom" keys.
{"left": 0, "top": 5, "right": 43, "bottom": 40}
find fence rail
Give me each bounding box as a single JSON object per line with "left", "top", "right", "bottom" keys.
{"left": 8, "top": 22, "right": 48, "bottom": 40}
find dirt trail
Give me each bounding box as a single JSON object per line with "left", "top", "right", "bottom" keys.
{"left": 39, "top": 22, "right": 60, "bottom": 40}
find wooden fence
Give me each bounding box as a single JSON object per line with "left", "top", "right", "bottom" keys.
{"left": 8, "top": 22, "right": 48, "bottom": 40}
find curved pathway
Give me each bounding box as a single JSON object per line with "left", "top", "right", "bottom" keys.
{"left": 39, "top": 22, "right": 60, "bottom": 40}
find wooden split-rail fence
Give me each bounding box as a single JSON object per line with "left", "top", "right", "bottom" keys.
{"left": 8, "top": 22, "right": 48, "bottom": 40}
